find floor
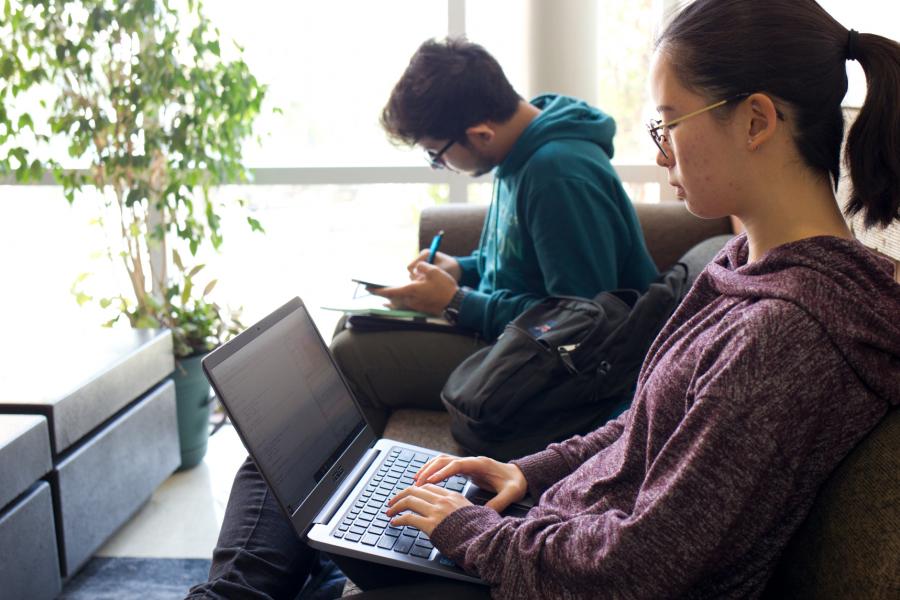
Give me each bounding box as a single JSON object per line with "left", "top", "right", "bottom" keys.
{"left": 96, "top": 422, "right": 248, "bottom": 559}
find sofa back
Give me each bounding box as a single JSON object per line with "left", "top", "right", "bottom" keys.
{"left": 419, "top": 202, "right": 733, "bottom": 271}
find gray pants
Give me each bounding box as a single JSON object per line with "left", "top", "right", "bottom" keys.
{"left": 329, "top": 324, "right": 487, "bottom": 434}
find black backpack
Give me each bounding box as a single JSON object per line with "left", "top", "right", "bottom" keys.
{"left": 440, "top": 265, "right": 688, "bottom": 461}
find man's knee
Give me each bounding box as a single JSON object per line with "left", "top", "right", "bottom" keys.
{"left": 330, "top": 329, "right": 360, "bottom": 376}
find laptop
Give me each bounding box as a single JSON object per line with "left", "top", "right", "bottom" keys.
{"left": 202, "top": 297, "right": 529, "bottom": 584}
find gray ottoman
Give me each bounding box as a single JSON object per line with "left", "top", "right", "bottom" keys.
{"left": 0, "top": 415, "right": 60, "bottom": 600}
{"left": 1, "top": 328, "right": 180, "bottom": 577}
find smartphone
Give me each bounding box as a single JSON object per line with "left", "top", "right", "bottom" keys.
{"left": 351, "top": 278, "right": 390, "bottom": 289}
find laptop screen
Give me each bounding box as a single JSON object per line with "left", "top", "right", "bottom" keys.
{"left": 206, "top": 302, "right": 366, "bottom": 511}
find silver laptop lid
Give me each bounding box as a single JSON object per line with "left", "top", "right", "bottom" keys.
{"left": 202, "top": 297, "right": 376, "bottom": 532}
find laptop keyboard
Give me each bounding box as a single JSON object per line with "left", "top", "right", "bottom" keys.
{"left": 331, "top": 446, "right": 467, "bottom": 560}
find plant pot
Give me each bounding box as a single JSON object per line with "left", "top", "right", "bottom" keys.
{"left": 173, "top": 353, "right": 213, "bottom": 470}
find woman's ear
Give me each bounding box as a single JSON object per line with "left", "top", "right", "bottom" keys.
{"left": 746, "top": 93, "right": 779, "bottom": 152}
{"left": 464, "top": 123, "right": 495, "bottom": 149}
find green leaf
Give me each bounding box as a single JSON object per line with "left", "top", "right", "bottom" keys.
{"left": 126, "top": 188, "right": 145, "bottom": 207}
{"left": 73, "top": 291, "right": 92, "bottom": 306}
{"left": 188, "top": 264, "right": 205, "bottom": 278}
{"left": 202, "top": 279, "right": 217, "bottom": 297}
{"left": 135, "top": 315, "right": 161, "bottom": 329}
{"left": 181, "top": 279, "right": 193, "bottom": 305}
{"left": 246, "top": 216, "right": 264, "bottom": 233}
{"left": 173, "top": 249, "right": 184, "bottom": 271}
{"left": 17, "top": 114, "right": 33, "bottom": 130}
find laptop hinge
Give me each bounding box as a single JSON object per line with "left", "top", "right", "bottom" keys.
{"left": 312, "top": 446, "right": 381, "bottom": 526}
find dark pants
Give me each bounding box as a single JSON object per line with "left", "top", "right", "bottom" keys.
{"left": 185, "top": 457, "right": 490, "bottom": 600}
{"left": 330, "top": 325, "right": 487, "bottom": 435}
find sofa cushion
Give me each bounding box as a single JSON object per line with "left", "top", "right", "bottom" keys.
{"left": 383, "top": 409, "right": 460, "bottom": 456}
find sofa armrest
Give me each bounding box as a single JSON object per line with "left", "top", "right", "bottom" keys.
{"left": 419, "top": 201, "right": 733, "bottom": 271}
{"left": 765, "top": 408, "right": 900, "bottom": 598}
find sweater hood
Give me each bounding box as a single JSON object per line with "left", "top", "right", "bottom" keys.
{"left": 497, "top": 94, "right": 616, "bottom": 176}
{"left": 704, "top": 234, "right": 900, "bottom": 407}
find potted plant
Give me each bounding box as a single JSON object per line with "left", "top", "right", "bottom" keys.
{"left": 1, "top": 0, "right": 267, "bottom": 468}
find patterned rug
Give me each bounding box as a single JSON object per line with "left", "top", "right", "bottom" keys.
{"left": 59, "top": 557, "right": 212, "bottom": 599}
{"left": 59, "top": 556, "right": 347, "bottom": 600}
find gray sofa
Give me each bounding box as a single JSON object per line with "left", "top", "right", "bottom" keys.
{"left": 380, "top": 201, "right": 899, "bottom": 598}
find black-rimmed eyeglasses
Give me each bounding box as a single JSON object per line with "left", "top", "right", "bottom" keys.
{"left": 425, "top": 140, "right": 455, "bottom": 170}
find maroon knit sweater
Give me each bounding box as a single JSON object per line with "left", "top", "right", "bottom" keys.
{"left": 430, "top": 235, "right": 900, "bottom": 599}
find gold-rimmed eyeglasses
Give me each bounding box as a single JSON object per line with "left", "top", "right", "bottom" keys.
{"left": 647, "top": 92, "right": 751, "bottom": 159}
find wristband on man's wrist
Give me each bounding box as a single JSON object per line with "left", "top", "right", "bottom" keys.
{"left": 442, "top": 286, "right": 470, "bottom": 325}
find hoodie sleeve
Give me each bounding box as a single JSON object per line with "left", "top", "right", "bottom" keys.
{"left": 457, "top": 175, "right": 632, "bottom": 340}
{"left": 429, "top": 302, "right": 888, "bottom": 599}
{"left": 455, "top": 254, "right": 482, "bottom": 289}
{"left": 511, "top": 410, "right": 630, "bottom": 498}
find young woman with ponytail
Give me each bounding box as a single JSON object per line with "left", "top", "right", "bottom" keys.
{"left": 385, "top": 1, "right": 900, "bottom": 598}
{"left": 189, "top": 2, "right": 899, "bottom": 598}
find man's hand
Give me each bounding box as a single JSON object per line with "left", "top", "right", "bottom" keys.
{"left": 386, "top": 484, "right": 472, "bottom": 537}
{"left": 408, "top": 249, "right": 462, "bottom": 282}
{"left": 370, "top": 262, "right": 458, "bottom": 315}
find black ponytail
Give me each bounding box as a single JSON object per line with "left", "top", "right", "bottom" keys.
{"left": 844, "top": 32, "right": 900, "bottom": 228}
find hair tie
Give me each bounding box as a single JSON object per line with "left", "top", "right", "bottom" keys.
{"left": 847, "top": 29, "right": 860, "bottom": 62}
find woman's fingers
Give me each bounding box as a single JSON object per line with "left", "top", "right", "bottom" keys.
{"left": 386, "top": 485, "right": 453, "bottom": 525}
{"left": 389, "top": 511, "right": 430, "bottom": 531}
{"left": 386, "top": 484, "right": 472, "bottom": 536}
{"left": 386, "top": 492, "right": 440, "bottom": 519}
{"left": 424, "top": 456, "right": 486, "bottom": 483}
{"left": 415, "top": 455, "right": 456, "bottom": 484}
{"left": 389, "top": 483, "right": 447, "bottom": 508}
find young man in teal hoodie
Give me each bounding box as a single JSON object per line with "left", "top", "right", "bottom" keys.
{"left": 331, "top": 38, "right": 658, "bottom": 433}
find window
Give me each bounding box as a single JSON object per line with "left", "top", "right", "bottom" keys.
{"left": 816, "top": 0, "right": 900, "bottom": 107}
{"left": 5, "top": 0, "right": 786, "bottom": 331}
{"left": 205, "top": 183, "right": 447, "bottom": 327}
{"left": 203, "top": 1, "right": 448, "bottom": 168}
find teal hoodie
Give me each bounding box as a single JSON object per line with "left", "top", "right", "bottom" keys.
{"left": 456, "top": 94, "right": 658, "bottom": 340}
